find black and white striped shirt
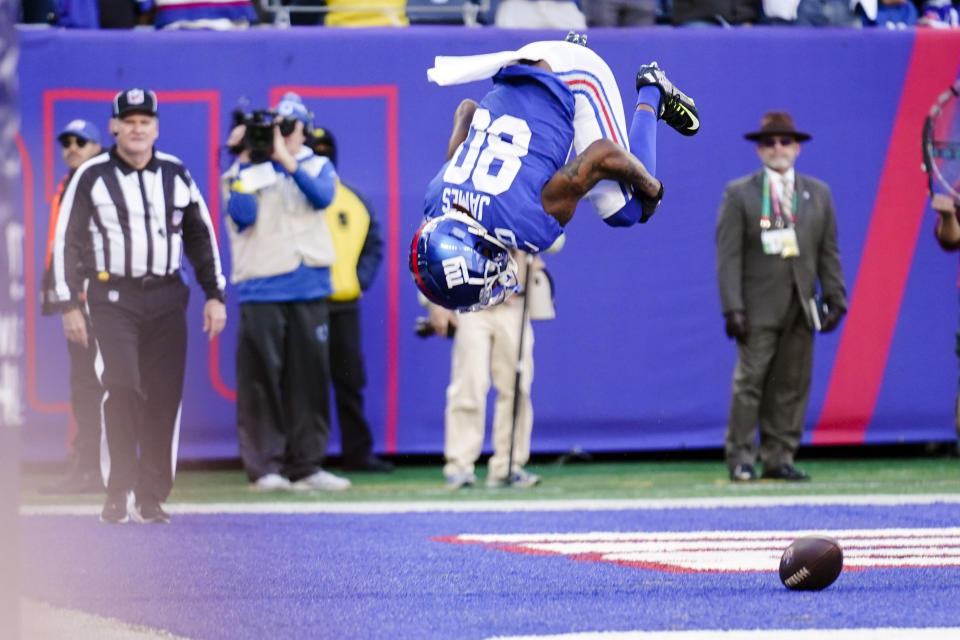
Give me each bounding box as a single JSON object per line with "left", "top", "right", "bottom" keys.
{"left": 52, "top": 147, "right": 226, "bottom": 305}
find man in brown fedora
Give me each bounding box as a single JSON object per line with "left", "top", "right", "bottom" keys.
{"left": 715, "top": 111, "right": 847, "bottom": 482}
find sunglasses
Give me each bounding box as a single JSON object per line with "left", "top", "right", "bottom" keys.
{"left": 60, "top": 136, "right": 89, "bottom": 149}
{"left": 758, "top": 136, "right": 797, "bottom": 148}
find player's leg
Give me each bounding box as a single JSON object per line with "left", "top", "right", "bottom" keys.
{"left": 631, "top": 87, "right": 661, "bottom": 177}
{"left": 521, "top": 41, "right": 631, "bottom": 156}
{"left": 526, "top": 41, "right": 667, "bottom": 223}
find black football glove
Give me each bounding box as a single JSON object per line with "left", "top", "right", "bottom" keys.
{"left": 638, "top": 181, "right": 664, "bottom": 224}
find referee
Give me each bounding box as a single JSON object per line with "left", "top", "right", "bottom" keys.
{"left": 50, "top": 88, "right": 227, "bottom": 524}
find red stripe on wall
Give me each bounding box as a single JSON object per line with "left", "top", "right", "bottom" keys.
{"left": 18, "top": 133, "right": 73, "bottom": 420}
{"left": 812, "top": 31, "right": 960, "bottom": 444}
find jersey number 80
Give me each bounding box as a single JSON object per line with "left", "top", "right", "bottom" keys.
{"left": 443, "top": 108, "right": 531, "bottom": 196}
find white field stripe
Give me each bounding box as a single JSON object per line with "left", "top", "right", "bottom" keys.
{"left": 457, "top": 527, "right": 960, "bottom": 542}
{"left": 488, "top": 629, "right": 960, "bottom": 640}
{"left": 20, "top": 493, "right": 960, "bottom": 516}
{"left": 452, "top": 528, "right": 960, "bottom": 572}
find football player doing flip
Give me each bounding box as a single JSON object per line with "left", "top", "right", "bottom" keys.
{"left": 410, "top": 34, "right": 700, "bottom": 311}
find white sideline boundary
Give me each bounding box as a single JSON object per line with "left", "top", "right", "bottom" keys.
{"left": 21, "top": 598, "right": 191, "bottom": 640}
{"left": 20, "top": 493, "right": 960, "bottom": 516}
{"left": 487, "top": 629, "right": 960, "bottom": 640}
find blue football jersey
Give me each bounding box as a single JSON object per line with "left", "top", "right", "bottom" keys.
{"left": 424, "top": 65, "right": 575, "bottom": 252}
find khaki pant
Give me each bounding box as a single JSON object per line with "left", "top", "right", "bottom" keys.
{"left": 443, "top": 302, "right": 534, "bottom": 480}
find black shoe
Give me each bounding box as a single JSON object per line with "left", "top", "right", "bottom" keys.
{"left": 342, "top": 455, "right": 394, "bottom": 473}
{"left": 636, "top": 62, "right": 699, "bottom": 137}
{"left": 100, "top": 495, "right": 129, "bottom": 524}
{"left": 729, "top": 463, "right": 757, "bottom": 482}
{"left": 135, "top": 501, "right": 171, "bottom": 524}
{"left": 761, "top": 464, "right": 810, "bottom": 482}
{"left": 41, "top": 469, "right": 104, "bottom": 495}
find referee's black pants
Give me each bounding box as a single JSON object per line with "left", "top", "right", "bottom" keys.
{"left": 235, "top": 299, "right": 331, "bottom": 482}
{"left": 329, "top": 300, "right": 375, "bottom": 465}
{"left": 87, "top": 276, "right": 189, "bottom": 505}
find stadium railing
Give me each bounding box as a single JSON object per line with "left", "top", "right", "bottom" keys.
{"left": 258, "top": 0, "right": 492, "bottom": 26}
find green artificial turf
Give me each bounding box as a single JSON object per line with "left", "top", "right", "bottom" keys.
{"left": 19, "top": 456, "right": 960, "bottom": 506}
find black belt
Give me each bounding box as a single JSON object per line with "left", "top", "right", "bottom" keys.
{"left": 94, "top": 272, "right": 181, "bottom": 290}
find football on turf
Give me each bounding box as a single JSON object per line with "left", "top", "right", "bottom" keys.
{"left": 779, "top": 535, "right": 843, "bottom": 591}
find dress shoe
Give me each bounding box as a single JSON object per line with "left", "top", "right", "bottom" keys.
{"left": 761, "top": 464, "right": 810, "bottom": 482}
{"left": 342, "top": 455, "right": 394, "bottom": 473}
{"left": 729, "top": 464, "right": 757, "bottom": 482}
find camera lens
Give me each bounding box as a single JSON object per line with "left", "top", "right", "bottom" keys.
{"left": 241, "top": 110, "right": 277, "bottom": 163}
{"left": 279, "top": 119, "right": 296, "bottom": 137}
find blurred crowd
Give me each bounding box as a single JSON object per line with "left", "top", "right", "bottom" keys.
{"left": 16, "top": 0, "right": 960, "bottom": 30}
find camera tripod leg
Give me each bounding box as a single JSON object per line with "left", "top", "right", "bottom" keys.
{"left": 506, "top": 252, "right": 534, "bottom": 487}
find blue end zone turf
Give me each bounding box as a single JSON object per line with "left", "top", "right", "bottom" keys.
{"left": 20, "top": 503, "right": 960, "bottom": 639}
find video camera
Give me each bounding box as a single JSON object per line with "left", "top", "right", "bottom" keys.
{"left": 229, "top": 108, "right": 299, "bottom": 164}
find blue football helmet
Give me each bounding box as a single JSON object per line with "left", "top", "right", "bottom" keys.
{"left": 409, "top": 212, "right": 520, "bottom": 312}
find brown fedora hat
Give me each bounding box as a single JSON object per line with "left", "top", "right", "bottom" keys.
{"left": 744, "top": 111, "right": 811, "bottom": 142}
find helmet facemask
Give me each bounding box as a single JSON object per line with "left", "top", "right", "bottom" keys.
{"left": 410, "top": 212, "right": 521, "bottom": 312}
{"left": 469, "top": 247, "right": 519, "bottom": 312}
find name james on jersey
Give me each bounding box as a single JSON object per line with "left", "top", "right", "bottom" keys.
{"left": 441, "top": 186, "right": 492, "bottom": 220}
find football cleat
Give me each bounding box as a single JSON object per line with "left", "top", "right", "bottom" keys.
{"left": 564, "top": 30, "right": 588, "bottom": 47}
{"left": 410, "top": 212, "right": 520, "bottom": 312}
{"left": 636, "top": 62, "right": 699, "bottom": 136}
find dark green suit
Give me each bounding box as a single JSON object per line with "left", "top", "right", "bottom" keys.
{"left": 716, "top": 169, "right": 847, "bottom": 471}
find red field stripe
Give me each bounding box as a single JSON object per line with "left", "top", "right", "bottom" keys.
{"left": 812, "top": 30, "right": 960, "bottom": 444}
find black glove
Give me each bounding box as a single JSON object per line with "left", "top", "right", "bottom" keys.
{"left": 638, "top": 181, "right": 664, "bottom": 224}
{"left": 724, "top": 310, "right": 748, "bottom": 341}
{"left": 820, "top": 306, "right": 845, "bottom": 333}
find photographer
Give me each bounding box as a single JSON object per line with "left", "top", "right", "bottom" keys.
{"left": 427, "top": 252, "right": 548, "bottom": 490}
{"left": 221, "top": 92, "right": 350, "bottom": 492}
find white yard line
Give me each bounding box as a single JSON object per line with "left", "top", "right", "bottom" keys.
{"left": 20, "top": 493, "right": 960, "bottom": 516}
{"left": 488, "top": 629, "right": 960, "bottom": 640}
